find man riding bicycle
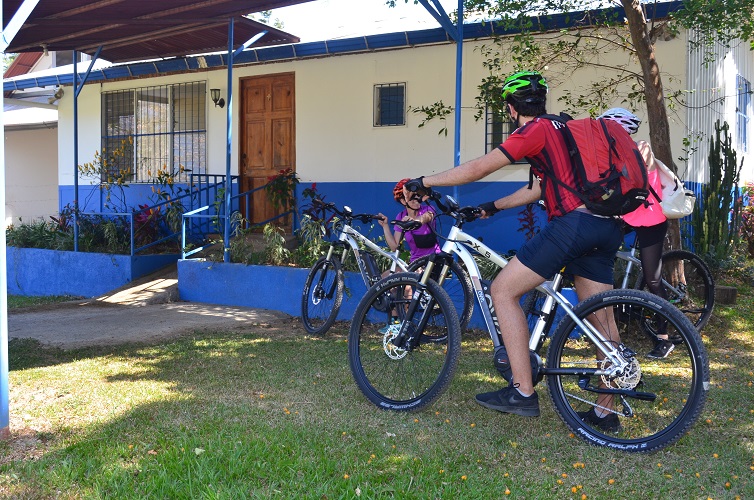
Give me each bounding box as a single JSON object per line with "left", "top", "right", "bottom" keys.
{"left": 405, "top": 71, "right": 624, "bottom": 429}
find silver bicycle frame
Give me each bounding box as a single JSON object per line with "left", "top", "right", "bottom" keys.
{"left": 615, "top": 243, "right": 686, "bottom": 300}
{"left": 338, "top": 222, "right": 409, "bottom": 279}
{"left": 438, "top": 224, "right": 629, "bottom": 371}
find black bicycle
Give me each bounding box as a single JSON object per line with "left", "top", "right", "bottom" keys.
{"left": 348, "top": 191, "right": 709, "bottom": 452}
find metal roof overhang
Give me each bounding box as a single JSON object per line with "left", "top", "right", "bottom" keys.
{"left": 2, "top": 0, "right": 313, "bottom": 63}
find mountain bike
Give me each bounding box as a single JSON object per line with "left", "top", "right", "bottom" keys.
{"left": 613, "top": 235, "right": 715, "bottom": 332}
{"left": 300, "top": 199, "right": 473, "bottom": 335}
{"left": 348, "top": 192, "right": 709, "bottom": 452}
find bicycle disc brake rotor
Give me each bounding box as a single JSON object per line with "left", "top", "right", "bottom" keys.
{"left": 383, "top": 327, "right": 408, "bottom": 360}
{"left": 599, "top": 357, "right": 641, "bottom": 390}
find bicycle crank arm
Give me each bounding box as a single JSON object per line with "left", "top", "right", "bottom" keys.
{"left": 577, "top": 378, "right": 657, "bottom": 401}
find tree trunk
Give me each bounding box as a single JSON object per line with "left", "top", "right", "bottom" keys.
{"left": 621, "top": 0, "right": 683, "bottom": 251}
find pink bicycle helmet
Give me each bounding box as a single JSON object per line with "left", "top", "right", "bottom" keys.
{"left": 598, "top": 107, "right": 641, "bottom": 135}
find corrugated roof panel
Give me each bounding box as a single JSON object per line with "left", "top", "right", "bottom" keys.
{"left": 291, "top": 41, "right": 328, "bottom": 58}
{"left": 365, "top": 33, "right": 409, "bottom": 49}
{"left": 326, "top": 38, "right": 368, "bottom": 54}
{"left": 256, "top": 45, "right": 296, "bottom": 61}
{"left": 3, "top": 0, "right": 310, "bottom": 63}
{"left": 406, "top": 28, "right": 449, "bottom": 45}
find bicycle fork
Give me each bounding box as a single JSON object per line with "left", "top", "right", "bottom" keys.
{"left": 313, "top": 245, "right": 345, "bottom": 302}
{"left": 390, "top": 260, "right": 440, "bottom": 351}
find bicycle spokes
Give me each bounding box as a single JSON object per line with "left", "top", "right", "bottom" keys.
{"left": 348, "top": 273, "right": 461, "bottom": 412}
{"left": 546, "top": 290, "right": 708, "bottom": 452}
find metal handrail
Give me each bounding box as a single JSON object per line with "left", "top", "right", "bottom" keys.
{"left": 76, "top": 175, "right": 229, "bottom": 256}
{"left": 180, "top": 177, "right": 298, "bottom": 260}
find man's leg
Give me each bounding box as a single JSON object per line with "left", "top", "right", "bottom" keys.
{"left": 490, "top": 257, "right": 548, "bottom": 394}
{"left": 573, "top": 275, "right": 619, "bottom": 417}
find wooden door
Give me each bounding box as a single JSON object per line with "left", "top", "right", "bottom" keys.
{"left": 240, "top": 72, "right": 295, "bottom": 226}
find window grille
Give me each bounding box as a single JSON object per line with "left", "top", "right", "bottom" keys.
{"left": 374, "top": 83, "right": 406, "bottom": 126}
{"left": 486, "top": 104, "right": 520, "bottom": 154}
{"left": 101, "top": 81, "right": 206, "bottom": 183}
{"left": 736, "top": 74, "right": 751, "bottom": 153}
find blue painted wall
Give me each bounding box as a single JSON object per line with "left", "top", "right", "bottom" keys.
{"left": 177, "top": 259, "right": 578, "bottom": 331}
{"left": 297, "top": 181, "right": 547, "bottom": 257}
{"left": 61, "top": 179, "right": 547, "bottom": 256}
{"left": 7, "top": 247, "right": 178, "bottom": 297}
{"left": 178, "top": 259, "right": 370, "bottom": 321}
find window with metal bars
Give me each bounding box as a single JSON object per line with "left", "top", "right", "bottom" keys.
{"left": 736, "top": 74, "right": 751, "bottom": 153}
{"left": 101, "top": 81, "right": 207, "bottom": 183}
{"left": 486, "top": 103, "right": 517, "bottom": 154}
{"left": 374, "top": 83, "right": 406, "bottom": 126}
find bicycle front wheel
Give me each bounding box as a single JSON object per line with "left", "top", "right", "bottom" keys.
{"left": 300, "top": 256, "right": 344, "bottom": 335}
{"left": 546, "top": 289, "right": 709, "bottom": 452}
{"left": 348, "top": 273, "right": 462, "bottom": 412}
{"left": 408, "top": 256, "right": 474, "bottom": 332}
{"left": 637, "top": 250, "right": 715, "bottom": 332}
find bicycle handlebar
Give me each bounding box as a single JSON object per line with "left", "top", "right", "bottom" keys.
{"left": 311, "top": 198, "right": 386, "bottom": 225}
{"left": 417, "top": 188, "right": 483, "bottom": 225}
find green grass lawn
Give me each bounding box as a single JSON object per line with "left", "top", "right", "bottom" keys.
{"left": 1, "top": 277, "right": 753, "bottom": 498}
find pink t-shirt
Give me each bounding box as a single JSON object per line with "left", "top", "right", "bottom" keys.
{"left": 623, "top": 169, "right": 666, "bottom": 227}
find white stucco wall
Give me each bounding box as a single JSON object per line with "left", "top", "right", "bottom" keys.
{"left": 4, "top": 125, "right": 59, "bottom": 225}
{"left": 55, "top": 26, "right": 691, "bottom": 191}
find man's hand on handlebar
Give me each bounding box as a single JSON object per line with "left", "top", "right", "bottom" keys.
{"left": 404, "top": 177, "right": 428, "bottom": 201}
{"left": 478, "top": 200, "right": 501, "bottom": 219}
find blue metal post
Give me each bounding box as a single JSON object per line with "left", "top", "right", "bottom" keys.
{"left": 73, "top": 53, "right": 79, "bottom": 251}
{"left": 223, "top": 18, "right": 235, "bottom": 263}
{"left": 420, "top": 0, "right": 464, "bottom": 197}
{"left": 453, "top": 0, "right": 464, "bottom": 168}
{"left": 1, "top": 0, "right": 43, "bottom": 440}
{"left": 0, "top": 48, "right": 7, "bottom": 440}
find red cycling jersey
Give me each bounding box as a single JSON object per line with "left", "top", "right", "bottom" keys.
{"left": 498, "top": 117, "right": 584, "bottom": 219}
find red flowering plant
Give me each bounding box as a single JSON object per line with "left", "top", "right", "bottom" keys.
{"left": 740, "top": 181, "right": 754, "bottom": 257}
{"left": 265, "top": 168, "right": 299, "bottom": 214}
{"left": 134, "top": 204, "right": 162, "bottom": 246}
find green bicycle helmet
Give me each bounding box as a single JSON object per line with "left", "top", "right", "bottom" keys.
{"left": 501, "top": 71, "right": 548, "bottom": 103}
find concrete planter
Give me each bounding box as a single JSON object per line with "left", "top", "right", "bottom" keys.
{"left": 6, "top": 247, "right": 179, "bottom": 297}
{"left": 177, "top": 259, "right": 369, "bottom": 319}
{"left": 177, "top": 259, "right": 577, "bottom": 330}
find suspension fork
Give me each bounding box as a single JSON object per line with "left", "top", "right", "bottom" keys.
{"left": 315, "top": 244, "right": 344, "bottom": 299}
{"left": 392, "top": 255, "right": 441, "bottom": 350}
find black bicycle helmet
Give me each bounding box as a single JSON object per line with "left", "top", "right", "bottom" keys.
{"left": 501, "top": 71, "right": 548, "bottom": 103}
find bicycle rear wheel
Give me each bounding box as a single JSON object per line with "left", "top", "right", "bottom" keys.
{"left": 408, "top": 255, "right": 474, "bottom": 332}
{"left": 348, "top": 273, "right": 461, "bottom": 412}
{"left": 300, "top": 256, "right": 344, "bottom": 335}
{"left": 545, "top": 289, "right": 709, "bottom": 452}
{"left": 637, "top": 250, "right": 715, "bottom": 332}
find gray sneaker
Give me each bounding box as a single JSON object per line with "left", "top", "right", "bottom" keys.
{"left": 475, "top": 386, "right": 540, "bottom": 417}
